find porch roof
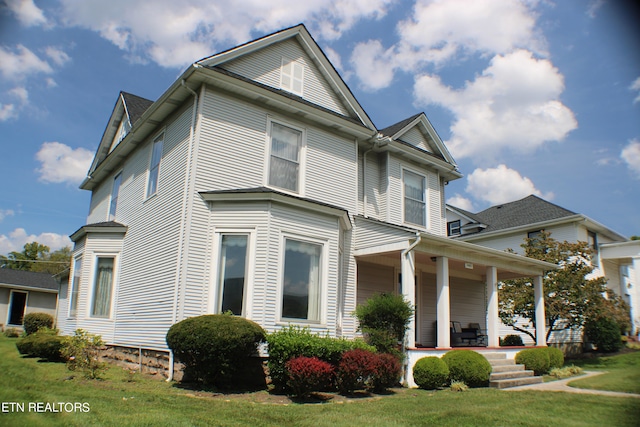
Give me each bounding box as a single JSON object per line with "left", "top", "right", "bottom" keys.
{"left": 355, "top": 229, "right": 557, "bottom": 280}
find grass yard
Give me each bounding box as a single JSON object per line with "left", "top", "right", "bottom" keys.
{"left": 1, "top": 336, "right": 639, "bottom": 427}
{"left": 567, "top": 350, "right": 640, "bottom": 394}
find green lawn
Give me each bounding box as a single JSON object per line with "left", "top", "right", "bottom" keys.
{"left": 1, "top": 335, "right": 639, "bottom": 427}
{"left": 567, "top": 351, "right": 640, "bottom": 394}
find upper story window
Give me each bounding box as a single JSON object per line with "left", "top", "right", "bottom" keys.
{"left": 403, "top": 169, "right": 426, "bottom": 227}
{"left": 268, "top": 122, "right": 303, "bottom": 193}
{"left": 109, "top": 172, "right": 122, "bottom": 221}
{"left": 146, "top": 134, "right": 164, "bottom": 198}
{"left": 69, "top": 256, "right": 82, "bottom": 318}
{"left": 447, "top": 220, "right": 461, "bottom": 236}
{"left": 91, "top": 256, "right": 116, "bottom": 318}
{"left": 281, "top": 57, "right": 304, "bottom": 96}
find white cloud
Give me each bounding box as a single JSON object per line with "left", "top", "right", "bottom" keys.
{"left": 414, "top": 49, "right": 577, "bottom": 161}
{"left": 465, "top": 164, "right": 553, "bottom": 205}
{"left": 58, "top": 0, "right": 396, "bottom": 69}
{"left": 8, "top": 86, "right": 28, "bottom": 105}
{"left": 446, "top": 194, "right": 474, "bottom": 211}
{"left": 586, "top": 0, "right": 606, "bottom": 18}
{"left": 630, "top": 77, "right": 640, "bottom": 104}
{"left": 0, "top": 228, "right": 71, "bottom": 254}
{"left": 0, "top": 209, "right": 15, "bottom": 222}
{"left": 621, "top": 139, "right": 640, "bottom": 178}
{"left": 0, "top": 103, "right": 17, "bottom": 121}
{"left": 4, "top": 0, "right": 47, "bottom": 27}
{"left": 350, "top": 40, "right": 397, "bottom": 91}
{"left": 0, "top": 44, "right": 53, "bottom": 80}
{"left": 45, "top": 47, "right": 71, "bottom": 67}
{"left": 35, "top": 142, "right": 94, "bottom": 185}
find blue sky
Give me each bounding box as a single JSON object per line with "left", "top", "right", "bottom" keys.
{"left": 0, "top": 0, "right": 639, "bottom": 253}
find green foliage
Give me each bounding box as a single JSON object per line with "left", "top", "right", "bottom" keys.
{"left": 23, "top": 312, "right": 54, "bottom": 335}
{"left": 3, "top": 327, "right": 21, "bottom": 338}
{"left": 499, "top": 231, "right": 613, "bottom": 343}
{"left": 584, "top": 317, "right": 623, "bottom": 353}
{"left": 546, "top": 346, "right": 564, "bottom": 369}
{"left": 61, "top": 329, "right": 108, "bottom": 379}
{"left": 442, "top": 350, "right": 492, "bottom": 387}
{"left": 500, "top": 335, "right": 524, "bottom": 346}
{"left": 166, "top": 314, "right": 266, "bottom": 387}
{"left": 266, "top": 325, "right": 375, "bottom": 392}
{"left": 515, "top": 348, "right": 550, "bottom": 375}
{"left": 413, "top": 356, "right": 449, "bottom": 389}
{"left": 354, "top": 293, "right": 413, "bottom": 354}
{"left": 16, "top": 328, "right": 64, "bottom": 361}
{"left": 549, "top": 365, "right": 583, "bottom": 379}
{"left": 0, "top": 242, "right": 71, "bottom": 275}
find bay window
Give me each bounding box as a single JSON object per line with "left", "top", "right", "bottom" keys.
{"left": 217, "top": 234, "right": 249, "bottom": 316}
{"left": 281, "top": 238, "right": 322, "bottom": 322}
{"left": 91, "top": 257, "right": 115, "bottom": 318}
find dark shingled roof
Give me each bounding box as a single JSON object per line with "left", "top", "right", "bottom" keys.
{"left": 0, "top": 269, "right": 59, "bottom": 291}
{"left": 378, "top": 113, "right": 422, "bottom": 137}
{"left": 447, "top": 204, "right": 485, "bottom": 224}
{"left": 473, "top": 195, "right": 576, "bottom": 233}
{"left": 121, "top": 92, "right": 154, "bottom": 125}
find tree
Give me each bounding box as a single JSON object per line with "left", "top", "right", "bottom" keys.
{"left": 0, "top": 242, "right": 71, "bottom": 276}
{"left": 498, "top": 231, "right": 617, "bottom": 342}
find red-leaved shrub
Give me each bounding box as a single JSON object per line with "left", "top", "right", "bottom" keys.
{"left": 285, "top": 356, "right": 334, "bottom": 397}
{"left": 336, "top": 348, "right": 378, "bottom": 394}
{"left": 370, "top": 353, "right": 402, "bottom": 391}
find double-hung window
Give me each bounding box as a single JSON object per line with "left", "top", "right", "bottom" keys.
{"left": 404, "top": 170, "right": 426, "bottom": 227}
{"left": 216, "top": 234, "right": 249, "bottom": 316}
{"left": 109, "top": 172, "right": 122, "bottom": 220}
{"left": 281, "top": 238, "right": 322, "bottom": 322}
{"left": 69, "top": 256, "right": 82, "bottom": 317}
{"left": 269, "top": 122, "right": 302, "bottom": 193}
{"left": 146, "top": 134, "right": 164, "bottom": 198}
{"left": 91, "top": 257, "right": 115, "bottom": 318}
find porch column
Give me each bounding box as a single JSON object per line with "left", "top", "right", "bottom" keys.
{"left": 401, "top": 249, "right": 416, "bottom": 348}
{"left": 436, "top": 256, "right": 450, "bottom": 348}
{"left": 485, "top": 266, "right": 500, "bottom": 348}
{"left": 534, "top": 275, "right": 547, "bottom": 347}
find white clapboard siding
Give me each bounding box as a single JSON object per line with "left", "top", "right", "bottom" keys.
{"left": 353, "top": 216, "right": 413, "bottom": 251}
{"left": 358, "top": 150, "right": 386, "bottom": 219}
{"left": 86, "top": 178, "right": 112, "bottom": 224}
{"left": 219, "top": 38, "right": 351, "bottom": 117}
{"left": 399, "top": 127, "right": 432, "bottom": 153}
{"left": 356, "top": 262, "right": 395, "bottom": 306}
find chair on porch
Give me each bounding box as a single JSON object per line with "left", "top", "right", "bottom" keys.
{"left": 467, "top": 323, "right": 488, "bottom": 347}
{"left": 450, "top": 321, "right": 477, "bottom": 346}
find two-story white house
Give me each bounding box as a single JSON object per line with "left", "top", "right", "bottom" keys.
{"left": 57, "top": 24, "right": 557, "bottom": 386}
{"left": 447, "top": 195, "right": 640, "bottom": 346}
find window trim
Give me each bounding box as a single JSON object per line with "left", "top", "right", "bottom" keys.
{"left": 146, "top": 132, "right": 164, "bottom": 199}
{"left": 68, "top": 255, "right": 83, "bottom": 318}
{"left": 277, "top": 233, "right": 327, "bottom": 325}
{"left": 402, "top": 168, "right": 427, "bottom": 228}
{"left": 265, "top": 117, "right": 306, "bottom": 196}
{"left": 447, "top": 220, "right": 461, "bottom": 236}
{"left": 108, "top": 171, "right": 123, "bottom": 221}
{"left": 88, "top": 254, "right": 119, "bottom": 319}
{"left": 280, "top": 57, "right": 304, "bottom": 96}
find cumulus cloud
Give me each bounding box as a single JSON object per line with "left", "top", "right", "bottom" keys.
{"left": 0, "top": 209, "right": 15, "bottom": 222}
{"left": 0, "top": 228, "right": 71, "bottom": 254}
{"left": 414, "top": 50, "right": 577, "bottom": 161}
{"left": 350, "top": 40, "right": 397, "bottom": 91}
{"left": 35, "top": 142, "right": 94, "bottom": 185}
{"left": 0, "top": 103, "right": 17, "bottom": 121}
{"left": 465, "top": 164, "right": 553, "bottom": 205}
{"left": 630, "top": 77, "right": 640, "bottom": 104}
{"left": 621, "top": 139, "right": 640, "bottom": 177}
{"left": 58, "top": 0, "right": 395, "bottom": 68}
{"left": 0, "top": 44, "right": 53, "bottom": 80}
{"left": 45, "top": 47, "right": 71, "bottom": 66}
{"left": 3, "top": 0, "right": 48, "bottom": 27}
{"left": 446, "top": 194, "right": 474, "bottom": 211}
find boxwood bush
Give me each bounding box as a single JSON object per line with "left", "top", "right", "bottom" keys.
{"left": 442, "top": 350, "right": 492, "bottom": 387}
{"left": 16, "top": 328, "right": 64, "bottom": 361}
{"left": 515, "top": 348, "right": 550, "bottom": 375}
{"left": 585, "top": 317, "right": 623, "bottom": 353}
{"left": 166, "top": 314, "right": 266, "bottom": 387}
{"left": 546, "top": 346, "right": 564, "bottom": 370}
{"left": 23, "top": 312, "right": 54, "bottom": 335}
{"left": 413, "top": 356, "right": 449, "bottom": 389}
{"left": 354, "top": 293, "right": 413, "bottom": 355}
{"left": 266, "top": 326, "right": 375, "bottom": 392}
{"left": 500, "top": 334, "right": 524, "bottom": 346}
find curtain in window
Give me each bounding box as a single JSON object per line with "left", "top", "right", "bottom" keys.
{"left": 218, "top": 235, "right": 248, "bottom": 315}
{"left": 92, "top": 258, "right": 114, "bottom": 318}
{"left": 269, "top": 123, "right": 300, "bottom": 192}
{"left": 404, "top": 171, "right": 425, "bottom": 226}
{"left": 282, "top": 239, "right": 321, "bottom": 321}
{"left": 69, "top": 257, "right": 82, "bottom": 317}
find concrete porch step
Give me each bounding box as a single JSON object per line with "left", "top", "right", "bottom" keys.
{"left": 491, "top": 363, "right": 524, "bottom": 373}
{"left": 490, "top": 375, "right": 543, "bottom": 389}
{"left": 490, "top": 369, "right": 535, "bottom": 381}
{"left": 487, "top": 358, "right": 516, "bottom": 367}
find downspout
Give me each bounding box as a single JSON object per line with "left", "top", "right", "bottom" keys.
{"left": 401, "top": 232, "right": 422, "bottom": 386}
{"left": 167, "top": 79, "right": 199, "bottom": 382}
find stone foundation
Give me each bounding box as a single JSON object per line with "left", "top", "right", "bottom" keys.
{"left": 548, "top": 341, "right": 583, "bottom": 358}
{"left": 101, "top": 345, "right": 185, "bottom": 381}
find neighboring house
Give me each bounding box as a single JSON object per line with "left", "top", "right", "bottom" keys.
{"left": 56, "top": 24, "right": 556, "bottom": 386}
{"left": 447, "top": 194, "right": 640, "bottom": 343}
{"left": 0, "top": 269, "right": 59, "bottom": 330}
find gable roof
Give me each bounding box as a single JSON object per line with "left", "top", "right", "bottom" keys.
{"left": 0, "top": 269, "right": 59, "bottom": 292}
{"left": 121, "top": 92, "right": 154, "bottom": 124}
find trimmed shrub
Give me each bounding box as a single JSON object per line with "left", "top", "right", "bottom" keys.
{"left": 370, "top": 353, "right": 402, "bottom": 392}
{"left": 286, "top": 356, "right": 334, "bottom": 398}
{"left": 266, "top": 326, "right": 375, "bottom": 392}
{"left": 500, "top": 335, "right": 524, "bottom": 346}
{"left": 16, "top": 328, "right": 64, "bottom": 361}
{"left": 413, "top": 356, "right": 449, "bottom": 390}
{"left": 23, "top": 312, "right": 54, "bottom": 335}
{"left": 354, "top": 293, "right": 413, "bottom": 354}
{"left": 166, "top": 314, "right": 266, "bottom": 387}
{"left": 585, "top": 317, "right": 623, "bottom": 353}
{"left": 4, "top": 327, "right": 21, "bottom": 338}
{"left": 442, "top": 350, "right": 492, "bottom": 387}
{"left": 62, "top": 329, "right": 107, "bottom": 379}
{"left": 546, "top": 347, "right": 564, "bottom": 370}
{"left": 336, "top": 348, "right": 378, "bottom": 394}
{"left": 515, "top": 348, "right": 550, "bottom": 376}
